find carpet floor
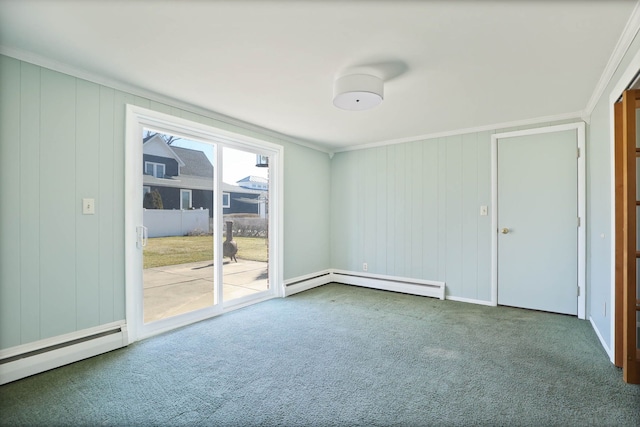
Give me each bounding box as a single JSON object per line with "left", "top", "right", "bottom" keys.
{"left": 1, "top": 283, "right": 639, "bottom": 426}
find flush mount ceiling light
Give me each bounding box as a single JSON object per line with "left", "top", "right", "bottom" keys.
{"left": 333, "top": 74, "right": 384, "bottom": 111}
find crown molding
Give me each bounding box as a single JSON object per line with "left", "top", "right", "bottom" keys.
{"left": 332, "top": 111, "right": 584, "bottom": 153}
{"left": 0, "top": 45, "right": 332, "bottom": 154}
{"left": 583, "top": 0, "right": 640, "bottom": 117}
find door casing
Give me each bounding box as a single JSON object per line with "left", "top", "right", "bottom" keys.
{"left": 490, "top": 122, "right": 586, "bottom": 319}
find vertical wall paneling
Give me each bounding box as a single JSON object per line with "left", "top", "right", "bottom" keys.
{"left": 98, "top": 86, "right": 115, "bottom": 323}
{"left": 375, "top": 147, "right": 388, "bottom": 273}
{"left": 75, "top": 80, "right": 101, "bottom": 329}
{"left": 476, "top": 131, "right": 492, "bottom": 301}
{"left": 133, "top": 96, "right": 150, "bottom": 110}
{"left": 422, "top": 141, "right": 439, "bottom": 279}
{"left": 363, "top": 149, "right": 377, "bottom": 273}
{"left": 148, "top": 101, "right": 172, "bottom": 115}
{"left": 0, "top": 56, "right": 22, "bottom": 348}
{"left": 437, "top": 138, "right": 448, "bottom": 282}
{"left": 179, "top": 110, "right": 206, "bottom": 128}
{"left": 394, "top": 143, "right": 406, "bottom": 276}
{"left": 19, "top": 62, "right": 42, "bottom": 343}
{"left": 461, "top": 133, "right": 479, "bottom": 298}
{"left": 410, "top": 141, "right": 423, "bottom": 279}
{"left": 346, "top": 151, "right": 359, "bottom": 271}
{"left": 39, "top": 69, "right": 77, "bottom": 338}
{"left": 445, "top": 135, "right": 463, "bottom": 295}
{"left": 356, "top": 149, "right": 365, "bottom": 271}
{"left": 386, "top": 146, "right": 396, "bottom": 275}
{"left": 331, "top": 151, "right": 354, "bottom": 270}
{"left": 329, "top": 153, "right": 344, "bottom": 267}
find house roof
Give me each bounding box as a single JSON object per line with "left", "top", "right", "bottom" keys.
{"left": 237, "top": 176, "right": 268, "bottom": 184}
{"left": 0, "top": 2, "right": 634, "bottom": 151}
{"left": 172, "top": 147, "right": 213, "bottom": 178}
{"left": 142, "top": 134, "right": 186, "bottom": 167}
{"left": 221, "top": 182, "right": 265, "bottom": 195}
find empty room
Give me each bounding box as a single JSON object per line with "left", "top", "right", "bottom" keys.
{"left": 1, "top": 1, "right": 639, "bottom": 426}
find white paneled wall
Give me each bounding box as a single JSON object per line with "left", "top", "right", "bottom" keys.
{"left": 330, "top": 125, "right": 586, "bottom": 301}
{"left": 331, "top": 136, "right": 490, "bottom": 301}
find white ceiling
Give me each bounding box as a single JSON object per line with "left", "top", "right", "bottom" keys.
{"left": 0, "top": 1, "right": 636, "bottom": 151}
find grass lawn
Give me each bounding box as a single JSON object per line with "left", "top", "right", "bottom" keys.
{"left": 144, "top": 235, "right": 268, "bottom": 269}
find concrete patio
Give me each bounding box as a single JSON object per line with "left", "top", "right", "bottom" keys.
{"left": 143, "top": 259, "right": 268, "bottom": 323}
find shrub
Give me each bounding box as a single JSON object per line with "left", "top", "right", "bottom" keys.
{"left": 143, "top": 190, "right": 164, "bottom": 209}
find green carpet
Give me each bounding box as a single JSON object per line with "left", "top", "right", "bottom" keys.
{"left": 1, "top": 283, "right": 639, "bottom": 426}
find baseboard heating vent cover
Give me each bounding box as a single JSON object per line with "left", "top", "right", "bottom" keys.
{"left": 284, "top": 270, "right": 333, "bottom": 296}
{"left": 0, "top": 321, "right": 127, "bottom": 385}
{"left": 332, "top": 270, "right": 446, "bottom": 300}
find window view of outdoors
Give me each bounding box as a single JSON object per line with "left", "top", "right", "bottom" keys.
{"left": 141, "top": 130, "right": 269, "bottom": 323}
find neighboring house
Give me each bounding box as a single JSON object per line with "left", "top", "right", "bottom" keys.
{"left": 143, "top": 135, "right": 267, "bottom": 217}
{"left": 237, "top": 175, "right": 268, "bottom": 191}
{"left": 221, "top": 182, "right": 266, "bottom": 217}
{"left": 143, "top": 134, "right": 213, "bottom": 215}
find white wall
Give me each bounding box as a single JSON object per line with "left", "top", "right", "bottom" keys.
{"left": 0, "top": 55, "right": 331, "bottom": 351}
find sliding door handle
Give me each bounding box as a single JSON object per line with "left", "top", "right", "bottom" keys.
{"left": 136, "top": 226, "right": 148, "bottom": 248}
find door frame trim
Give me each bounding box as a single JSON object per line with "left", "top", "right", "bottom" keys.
{"left": 608, "top": 47, "right": 640, "bottom": 364}
{"left": 124, "top": 105, "right": 284, "bottom": 343}
{"left": 490, "top": 122, "right": 586, "bottom": 319}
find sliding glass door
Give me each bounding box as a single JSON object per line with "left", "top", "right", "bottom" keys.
{"left": 141, "top": 130, "right": 216, "bottom": 324}
{"left": 221, "top": 146, "right": 270, "bottom": 304}
{"left": 125, "top": 105, "right": 282, "bottom": 342}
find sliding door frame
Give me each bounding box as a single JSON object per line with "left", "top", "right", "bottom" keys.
{"left": 124, "top": 105, "right": 284, "bottom": 343}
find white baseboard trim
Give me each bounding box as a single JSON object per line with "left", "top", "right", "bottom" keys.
{"left": 0, "top": 321, "right": 127, "bottom": 385}
{"left": 332, "top": 270, "right": 445, "bottom": 300}
{"left": 589, "top": 316, "right": 614, "bottom": 363}
{"left": 446, "top": 296, "right": 495, "bottom": 306}
{"left": 284, "top": 270, "right": 333, "bottom": 296}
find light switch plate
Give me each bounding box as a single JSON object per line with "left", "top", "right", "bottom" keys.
{"left": 82, "top": 198, "right": 95, "bottom": 215}
{"left": 480, "top": 205, "right": 488, "bottom": 216}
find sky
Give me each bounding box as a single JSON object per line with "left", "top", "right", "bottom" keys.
{"left": 170, "top": 138, "right": 269, "bottom": 185}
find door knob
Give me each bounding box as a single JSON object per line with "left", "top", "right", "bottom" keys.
{"left": 500, "top": 228, "right": 510, "bottom": 234}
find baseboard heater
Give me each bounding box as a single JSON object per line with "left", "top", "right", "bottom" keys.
{"left": 284, "top": 270, "right": 333, "bottom": 296}
{"left": 284, "top": 269, "right": 445, "bottom": 300}
{"left": 332, "top": 270, "right": 446, "bottom": 300}
{"left": 0, "top": 321, "right": 127, "bottom": 385}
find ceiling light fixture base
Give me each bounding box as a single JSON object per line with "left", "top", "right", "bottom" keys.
{"left": 333, "top": 74, "right": 383, "bottom": 111}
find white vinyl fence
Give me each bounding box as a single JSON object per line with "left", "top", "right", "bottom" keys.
{"left": 144, "top": 209, "right": 210, "bottom": 238}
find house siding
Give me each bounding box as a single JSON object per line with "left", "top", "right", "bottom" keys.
{"left": 227, "top": 193, "right": 260, "bottom": 216}
{"left": 193, "top": 189, "right": 214, "bottom": 216}
{"left": 0, "top": 54, "right": 331, "bottom": 350}
{"left": 143, "top": 154, "right": 179, "bottom": 177}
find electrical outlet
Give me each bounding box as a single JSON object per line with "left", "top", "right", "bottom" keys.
{"left": 362, "top": 262, "right": 368, "bottom": 272}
